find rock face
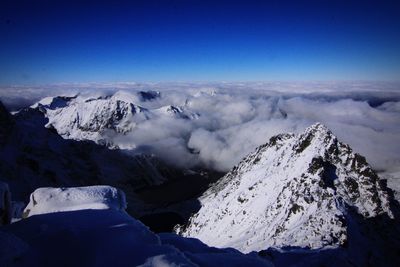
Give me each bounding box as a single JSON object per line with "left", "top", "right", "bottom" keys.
{"left": 23, "top": 186, "right": 127, "bottom": 217}
{"left": 178, "top": 123, "right": 394, "bottom": 253}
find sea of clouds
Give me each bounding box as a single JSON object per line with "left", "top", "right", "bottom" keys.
{"left": 1, "top": 82, "right": 400, "bottom": 185}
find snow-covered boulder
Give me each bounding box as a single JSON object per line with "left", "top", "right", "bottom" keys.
{"left": 23, "top": 186, "right": 126, "bottom": 217}
{"left": 0, "top": 181, "right": 11, "bottom": 225}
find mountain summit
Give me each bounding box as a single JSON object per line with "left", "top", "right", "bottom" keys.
{"left": 177, "top": 123, "right": 395, "bottom": 253}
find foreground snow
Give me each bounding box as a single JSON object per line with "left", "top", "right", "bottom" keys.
{"left": 23, "top": 186, "right": 127, "bottom": 217}
{"left": 1, "top": 185, "right": 272, "bottom": 267}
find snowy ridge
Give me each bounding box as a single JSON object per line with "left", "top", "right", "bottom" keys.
{"left": 178, "top": 123, "right": 394, "bottom": 253}
{"left": 23, "top": 186, "right": 127, "bottom": 217}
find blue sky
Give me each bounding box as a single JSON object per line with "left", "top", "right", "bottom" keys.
{"left": 1, "top": 0, "right": 400, "bottom": 85}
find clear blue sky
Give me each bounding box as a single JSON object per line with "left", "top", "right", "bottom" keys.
{"left": 1, "top": 0, "right": 400, "bottom": 85}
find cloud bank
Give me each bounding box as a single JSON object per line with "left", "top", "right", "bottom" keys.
{"left": 1, "top": 81, "right": 400, "bottom": 177}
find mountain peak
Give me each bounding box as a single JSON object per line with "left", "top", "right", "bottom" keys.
{"left": 292, "top": 122, "right": 336, "bottom": 155}
{"left": 304, "top": 122, "right": 335, "bottom": 142}
{"left": 178, "top": 124, "right": 395, "bottom": 253}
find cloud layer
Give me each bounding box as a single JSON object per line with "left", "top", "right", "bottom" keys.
{"left": 1, "top": 82, "right": 400, "bottom": 176}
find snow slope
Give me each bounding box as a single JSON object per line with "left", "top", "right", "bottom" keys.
{"left": 178, "top": 123, "right": 395, "bottom": 253}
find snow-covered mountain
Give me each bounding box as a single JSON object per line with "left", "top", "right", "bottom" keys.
{"left": 177, "top": 123, "right": 397, "bottom": 253}
{"left": 30, "top": 91, "right": 196, "bottom": 147}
